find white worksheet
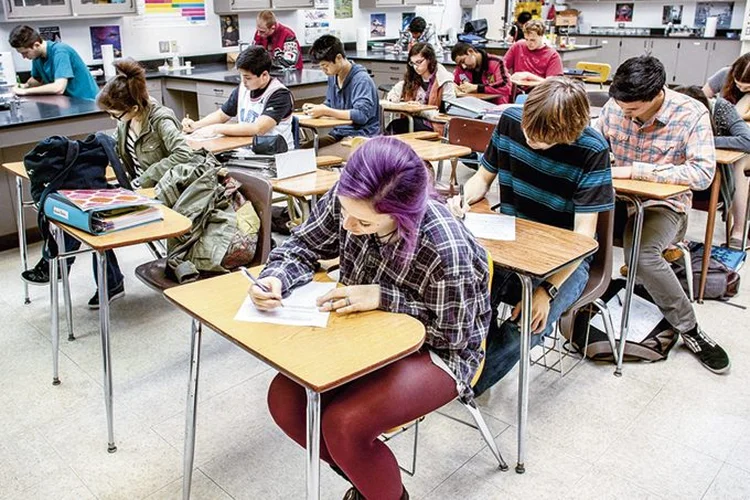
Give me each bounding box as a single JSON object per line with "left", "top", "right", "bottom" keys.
{"left": 463, "top": 213, "right": 516, "bottom": 241}
{"left": 234, "top": 281, "right": 337, "bottom": 328}
{"left": 590, "top": 290, "right": 664, "bottom": 343}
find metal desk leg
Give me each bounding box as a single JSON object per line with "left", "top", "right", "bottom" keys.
{"left": 742, "top": 182, "right": 750, "bottom": 251}
{"left": 182, "top": 319, "right": 202, "bottom": 500}
{"left": 313, "top": 131, "right": 320, "bottom": 155}
{"left": 54, "top": 228, "right": 74, "bottom": 341}
{"left": 16, "top": 177, "right": 30, "bottom": 305}
{"left": 698, "top": 168, "right": 721, "bottom": 303}
{"left": 97, "top": 251, "right": 117, "bottom": 453}
{"left": 436, "top": 160, "right": 444, "bottom": 183}
{"left": 50, "top": 230, "right": 61, "bottom": 386}
{"left": 515, "top": 274, "right": 533, "bottom": 474}
{"left": 616, "top": 195, "right": 644, "bottom": 377}
{"left": 407, "top": 115, "right": 414, "bottom": 133}
{"left": 306, "top": 388, "right": 321, "bottom": 500}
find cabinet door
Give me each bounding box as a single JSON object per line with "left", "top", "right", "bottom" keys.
{"left": 618, "top": 37, "right": 649, "bottom": 64}
{"left": 705, "top": 40, "right": 741, "bottom": 83}
{"left": 70, "top": 0, "right": 134, "bottom": 15}
{"left": 596, "top": 38, "right": 622, "bottom": 71}
{"left": 197, "top": 94, "right": 230, "bottom": 119}
{"left": 4, "top": 0, "right": 71, "bottom": 19}
{"left": 231, "top": 0, "right": 270, "bottom": 10}
{"left": 647, "top": 39, "right": 679, "bottom": 84}
{"left": 674, "top": 40, "right": 710, "bottom": 86}
{"left": 376, "top": 0, "right": 403, "bottom": 5}
{"left": 272, "top": 0, "right": 313, "bottom": 8}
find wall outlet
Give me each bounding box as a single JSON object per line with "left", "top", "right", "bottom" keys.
{"left": 170, "top": 40, "right": 178, "bottom": 53}
{"left": 158, "top": 41, "right": 170, "bottom": 53}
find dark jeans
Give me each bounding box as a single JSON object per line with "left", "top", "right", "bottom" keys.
{"left": 385, "top": 116, "right": 433, "bottom": 135}
{"left": 473, "top": 258, "right": 591, "bottom": 396}
{"left": 53, "top": 233, "right": 124, "bottom": 291}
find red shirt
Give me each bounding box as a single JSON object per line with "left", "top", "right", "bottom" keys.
{"left": 253, "top": 22, "right": 303, "bottom": 71}
{"left": 504, "top": 41, "right": 563, "bottom": 79}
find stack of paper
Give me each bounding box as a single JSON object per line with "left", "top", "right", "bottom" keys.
{"left": 463, "top": 212, "right": 516, "bottom": 241}
{"left": 234, "top": 281, "right": 337, "bottom": 328}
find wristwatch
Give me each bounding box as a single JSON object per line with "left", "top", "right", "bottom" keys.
{"left": 539, "top": 281, "right": 559, "bottom": 301}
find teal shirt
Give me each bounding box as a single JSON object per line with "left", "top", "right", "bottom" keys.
{"left": 31, "top": 41, "right": 98, "bottom": 101}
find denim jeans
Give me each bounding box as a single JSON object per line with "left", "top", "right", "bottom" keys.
{"left": 62, "top": 233, "right": 124, "bottom": 291}
{"left": 473, "top": 258, "right": 591, "bottom": 396}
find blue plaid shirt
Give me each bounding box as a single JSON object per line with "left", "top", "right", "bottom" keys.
{"left": 260, "top": 185, "right": 491, "bottom": 401}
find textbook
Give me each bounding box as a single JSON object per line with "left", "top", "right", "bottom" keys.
{"left": 444, "top": 96, "right": 500, "bottom": 119}
{"left": 43, "top": 188, "right": 163, "bottom": 235}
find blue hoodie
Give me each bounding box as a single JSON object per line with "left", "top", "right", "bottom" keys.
{"left": 324, "top": 63, "right": 380, "bottom": 139}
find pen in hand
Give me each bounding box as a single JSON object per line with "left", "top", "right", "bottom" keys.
{"left": 239, "top": 266, "right": 284, "bottom": 307}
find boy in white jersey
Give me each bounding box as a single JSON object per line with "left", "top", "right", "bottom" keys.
{"left": 183, "top": 46, "right": 295, "bottom": 149}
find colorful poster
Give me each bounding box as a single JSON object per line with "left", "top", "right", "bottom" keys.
{"left": 694, "top": 2, "right": 734, "bottom": 28}
{"left": 304, "top": 10, "right": 331, "bottom": 45}
{"left": 614, "top": 3, "right": 634, "bottom": 22}
{"left": 402, "top": 12, "right": 415, "bottom": 31}
{"left": 220, "top": 15, "right": 240, "bottom": 47}
{"left": 334, "top": 0, "right": 352, "bottom": 19}
{"left": 90, "top": 26, "right": 122, "bottom": 59}
{"left": 370, "top": 13, "right": 386, "bottom": 38}
{"left": 39, "top": 26, "right": 62, "bottom": 42}
{"left": 662, "top": 5, "right": 683, "bottom": 24}
{"left": 132, "top": 0, "right": 206, "bottom": 27}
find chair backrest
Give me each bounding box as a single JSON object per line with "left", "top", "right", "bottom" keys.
{"left": 292, "top": 115, "right": 301, "bottom": 150}
{"left": 226, "top": 168, "right": 274, "bottom": 266}
{"left": 447, "top": 117, "right": 495, "bottom": 154}
{"left": 576, "top": 61, "right": 612, "bottom": 84}
{"left": 586, "top": 90, "right": 610, "bottom": 108}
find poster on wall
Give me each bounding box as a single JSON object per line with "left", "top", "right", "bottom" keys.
{"left": 220, "top": 15, "right": 240, "bottom": 47}
{"left": 304, "top": 10, "right": 331, "bottom": 45}
{"left": 334, "top": 0, "right": 352, "bottom": 19}
{"left": 90, "top": 26, "right": 122, "bottom": 59}
{"left": 132, "top": 0, "right": 207, "bottom": 28}
{"left": 402, "top": 12, "right": 416, "bottom": 31}
{"left": 370, "top": 14, "right": 386, "bottom": 37}
{"left": 39, "top": 26, "right": 62, "bottom": 42}
{"left": 614, "top": 3, "right": 634, "bottom": 22}
{"left": 694, "top": 2, "right": 734, "bottom": 28}
{"left": 662, "top": 5, "right": 683, "bottom": 24}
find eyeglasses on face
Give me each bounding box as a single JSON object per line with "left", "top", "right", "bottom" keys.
{"left": 409, "top": 58, "right": 426, "bottom": 68}
{"left": 108, "top": 110, "right": 128, "bottom": 121}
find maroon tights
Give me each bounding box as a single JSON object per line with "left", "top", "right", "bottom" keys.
{"left": 267, "top": 350, "right": 458, "bottom": 499}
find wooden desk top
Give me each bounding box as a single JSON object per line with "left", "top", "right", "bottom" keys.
{"left": 2, "top": 161, "right": 117, "bottom": 182}
{"left": 612, "top": 179, "right": 691, "bottom": 200}
{"left": 187, "top": 135, "right": 253, "bottom": 154}
{"left": 397, "top": 137, "right": 471, "bottom": 161}
{"left": 316, "top": 155, "right": 345, "bottom": 168}
{"left": 341, "top": 131, "right": 439, "bottom": 147}
{"left": 473, "top": 200, "right": 598, "bottom": 278}
{"left": 56, "top": 205, "right": 191, "bottom": 251}
{"left": 455, "top": 92, "right": 498, "bottom": 101}
{"left": 271, "top": 168, "right": 340, "bottom": 197}
{"left": 294, "top": 113, "right": 353, "bottom": 129}
{"left": 164, "top": 270, "right": 426, "bottom": 392}
{"left": 716, "top": 149, "right": 748, "bottom": 165}
{"left": 380, "top": 101, "right": 438, "bottom": 114}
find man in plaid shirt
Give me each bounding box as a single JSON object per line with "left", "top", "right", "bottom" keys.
{"left": 597, "top": 56, "right": 730, "bottom": 374}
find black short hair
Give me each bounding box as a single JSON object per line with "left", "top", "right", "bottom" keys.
{"left": 236, "top": 46, "right": 272, "bottom": 76}
{"left": 451, "top": 42, "right": 474, "bottom": 61}
{"left": 609, "top": 56, "right": 666, "bottom": 102}
{"left": 517, "top": 11, "right": 532, "bottom": 24}
{"left": 9, "top": 25, "right": 42, "bottom": 49}
{"left": 409, "top": 17, "right": 426, "bottom": 34}
{"left": 310, "top": 35, "right": 345, "bottom": 64}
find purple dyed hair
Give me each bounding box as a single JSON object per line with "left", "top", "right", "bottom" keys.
{"left": 338, "top": 137, "right": 432, "bottom": 255}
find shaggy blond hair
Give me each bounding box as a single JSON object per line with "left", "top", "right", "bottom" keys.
{"left": 521, "top": 77, "right": 590, "bottom": 145}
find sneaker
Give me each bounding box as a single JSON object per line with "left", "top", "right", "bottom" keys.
{"left": 681, "top": 326, "right": 731, "bottom": 374}
{"left": 87, "top": 282, "right": 125, "bottom": 310}
{"left": 21, "top": 258, "right": 66, "bottom": 285}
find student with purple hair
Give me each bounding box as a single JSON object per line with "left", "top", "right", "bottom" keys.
{"left": 249, "top": 137, "right": 491, "bottom": 500}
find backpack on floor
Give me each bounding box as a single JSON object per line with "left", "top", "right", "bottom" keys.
{"left": 672, "top": 241, "right": 741, "bottom": 301}
{"left": 563, "top": 279, "right": 679, "bottom": 363}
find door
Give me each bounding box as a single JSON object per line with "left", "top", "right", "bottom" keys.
{"left": 705, "top": 40, "right": 741, "bottom": 83}
{"left": 4, "top": 0, "right": 71, "bottom": 19}
{"left": 674, "top": 40, "right": 710, "bottom": 86}
{"left": 71, "top": 0, "right": 135, "bottom": 16}
{"left": 648, "top": 39, "right": 679, "bottom": 84}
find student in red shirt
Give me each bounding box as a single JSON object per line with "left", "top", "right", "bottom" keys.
{"left": 504, "top": 20, "right": 563, "bottom": 87}
{"left": 451, "top": 42, "right": 512, "bottom": 104}
{"left": 253, "top": 10, "right": 303, "bottom": 71}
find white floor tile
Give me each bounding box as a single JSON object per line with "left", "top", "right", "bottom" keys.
{"left": 703, "top": 464, "right": 750, "bottom": 500}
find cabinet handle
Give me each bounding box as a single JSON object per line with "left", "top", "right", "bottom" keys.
{"left": 212, "top": 88, "right": 224, "bottom": 95}
{"left": 389, "top": 66, "right": 400, "bottom": 71}
{"left": 601, "top": 39, "right": 607, "bottom": 44}
{"left": 713, "top": 42, "right": 716, "bottom": 51}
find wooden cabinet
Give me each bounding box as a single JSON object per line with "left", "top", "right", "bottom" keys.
{"left": 213, "top": 0, "right": 270, "bottom": 13}
{"left": 674, "top": 39, "right": 710, "bottom": 86}
{"left": 69, "top": 0, "right": 135, "bottom": 16}
{"left": 2, "top": 0, "right": 135, "bottom": 20}
{"left": 705, "top": 40, "right": 741, "bottom": 81}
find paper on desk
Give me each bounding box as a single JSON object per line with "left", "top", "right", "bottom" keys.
{"left": 590, "top": 290, "right": 664, "bottom": 343}
{"left": 463, "top": 213, "right": 515, "bottom": 241}
{"left": 234, "top": 281, "right": 337, "bottom": 328}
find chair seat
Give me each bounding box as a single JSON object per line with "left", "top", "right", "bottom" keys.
{"left": 135, "top": 258, "right": 179, "bottom": 291}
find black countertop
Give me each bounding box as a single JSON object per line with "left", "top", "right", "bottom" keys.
{"left": 0, "top": 94, "right": 104, "bottom": 130}
{"left": 144, "top": 64, "right": 329, "bottom": 87}
{"left": 580, "top": 33, "right": 740, "bottom": 40}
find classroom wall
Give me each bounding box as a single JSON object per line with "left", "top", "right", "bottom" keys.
{"left": 570, "top": 0, "right": 745, "bottom": 29}
{"left": 0, "top": 0, "right": 506, "bottom": 72}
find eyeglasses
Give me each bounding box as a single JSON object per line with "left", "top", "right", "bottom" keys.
{"left": 108, "top": 110, "right": 128, "bottom": 121}
{"left": 409, "top": 58, "right": 426, "bottom": 68}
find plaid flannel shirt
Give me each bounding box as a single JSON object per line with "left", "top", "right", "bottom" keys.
{"left": 260, "top": 185, "right": 491, "bottom": 401}
{"left": 597, "top": 88, "right": 716, "bottom": 213}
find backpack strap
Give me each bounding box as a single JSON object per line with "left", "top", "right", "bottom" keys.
{"left": 96, "top": 132, "right": 132, "bottom": 190}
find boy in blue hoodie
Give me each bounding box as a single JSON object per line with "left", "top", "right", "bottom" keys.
{"left": 302, "top": 35, "right": 380, "bottom": 158}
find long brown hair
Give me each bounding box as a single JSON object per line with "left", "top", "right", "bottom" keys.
{"left": 721, "top": 53, "right": 750, "bottom": 104}
{"left": 96, "top": 59, "right": 151, "bottom": 118}
{"left": 402, "top": 43, "right": 437, "bottom": 102}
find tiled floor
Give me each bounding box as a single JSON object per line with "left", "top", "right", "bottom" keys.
{"left": 2, "top": 164, "right": 750, "bottom": 499}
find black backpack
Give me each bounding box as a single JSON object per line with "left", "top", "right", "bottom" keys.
{"left": 24, "top": 133, "right": 130, "bottom": 258}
